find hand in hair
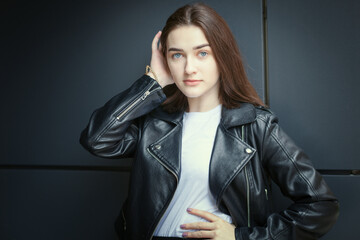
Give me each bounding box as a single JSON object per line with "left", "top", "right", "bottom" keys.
{"left": 180, "top": 208, "right": 235, "bottom": 239}
{"left": 147, "top": 31, "right": 174, "bottom": 88}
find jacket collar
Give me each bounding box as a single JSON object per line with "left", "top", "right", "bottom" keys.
{"left": 150, "top": 102, "right": 257, "bottom": 128}
{"left": 221, "top": 103, "right": 256, "bottom": 128}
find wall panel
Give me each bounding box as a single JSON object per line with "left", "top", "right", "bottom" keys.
{"left": 267, "top": 0, "right": 360, "bottom": 169}
{"left": 0, "top": 169, "right": 129, "bottom": 240}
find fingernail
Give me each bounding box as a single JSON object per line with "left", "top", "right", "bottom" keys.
{"left": 186, "top": 208, "right": 192, "bottom": 212}
{"left": 182, "top": 232, "right": 188, "bottom": 237}
{"left": 180, "top": 224, "right": 185, "bottom": 229}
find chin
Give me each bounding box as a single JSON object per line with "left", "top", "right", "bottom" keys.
{"left": 181, "top": 91, "right": 203, "bottom": 99}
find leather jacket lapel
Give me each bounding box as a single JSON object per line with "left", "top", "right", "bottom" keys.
{"left": 148, "top": 123, "right": 182, "bottom": 180}
{"left": 209, "top": 123, "right": 256, "bottom": 205}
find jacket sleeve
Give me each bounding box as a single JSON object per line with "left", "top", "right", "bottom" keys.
{"left": 236, "top": 113, "right": 339, "bottom": 240}
{"left": 79, "top": 75, "right": 166, "bottom": 158}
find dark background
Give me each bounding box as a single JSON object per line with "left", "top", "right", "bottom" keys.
{"left": 1, "top": 0, "right": 359, "bottom": 239}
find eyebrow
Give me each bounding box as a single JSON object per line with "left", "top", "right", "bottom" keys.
{"left": 168, "top": 43, "right": 210, "bottom": 52}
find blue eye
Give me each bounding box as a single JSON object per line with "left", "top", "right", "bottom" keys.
{"left": 199, "top": 51, "right": 208, "bottom": 57}
{"left": 173, "top": 53, "right": 182, "bottom": 59}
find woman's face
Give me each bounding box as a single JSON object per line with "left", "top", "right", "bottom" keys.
{"left": 166, "top": 25, "right": 220, "bottom": 103}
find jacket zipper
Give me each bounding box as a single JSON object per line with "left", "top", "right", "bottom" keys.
{"left": 116, "top": 81, "right": 159, "bottom": 120}
{"left": 242, "top": 126, "right": 251, "bottom": 227}
{"left": 146, "top": 148, "right": 179, "bottom": 239}
{"left": 245, "top": 166, "right": 251, "bottom": 227}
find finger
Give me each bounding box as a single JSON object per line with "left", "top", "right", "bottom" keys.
{"left": 157, "top": 32, "right": 163, "bottom": 51}
{"left": 187, "top": 208, "right": 219, "bottom": 222}
{"left": 158, "top": 38, "right": 163, "bottom": 52}
{"left": 151, "top": 31, "right": 162, "bottom": 51}
{"left": 180, "top": 221, "right": 215, "bottom": 230}
{"left": 183, "top": 230, "right": 215, "bottom": 239}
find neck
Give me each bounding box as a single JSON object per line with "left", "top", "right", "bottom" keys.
{"left": 187, "top": 97, "right": 220, "bottom": 112}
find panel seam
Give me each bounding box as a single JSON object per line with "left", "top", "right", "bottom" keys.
{"left": 262, "top": 0, "right": 270, "bottom": 106}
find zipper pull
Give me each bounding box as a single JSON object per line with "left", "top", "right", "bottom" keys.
{"left": 265, "top": 188, "right": 268, "bottom": 200}
{"left": 141, "top": 90, "right": 150, "bottom": 100}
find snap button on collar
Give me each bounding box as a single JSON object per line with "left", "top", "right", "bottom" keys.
{"left": 245, "top": 148, "right": 252, "bottom": 154}
{"left": 155, "top": 144, "right": 161, "bottom": 150}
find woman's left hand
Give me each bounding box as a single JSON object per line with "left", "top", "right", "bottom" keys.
{"left": 180, "top": 208, "right": 236, "bottom": 239}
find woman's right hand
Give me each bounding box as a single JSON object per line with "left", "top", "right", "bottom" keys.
{"left": 147, "top": 31, "right": 174, "bottom": 88}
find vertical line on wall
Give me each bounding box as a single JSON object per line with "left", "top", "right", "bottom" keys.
{"left": 262, "top": 0, "right": 270, "bottom": 106}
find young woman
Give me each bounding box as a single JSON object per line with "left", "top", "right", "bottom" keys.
{"left": 80, "top": 3, "right": 339, "bottom": 240}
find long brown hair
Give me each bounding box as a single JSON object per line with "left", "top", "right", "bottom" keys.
{"left": 160, "top": 2, "right": 265, "bottom": 112}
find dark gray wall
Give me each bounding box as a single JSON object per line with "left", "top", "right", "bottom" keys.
{"left": 1, "top": 0, "right": 359, "bottom": 239}
{"left": 267, "top": 0, "right": 360, "bottom": 170}
{"left": 266, "top": 1, "right": 360, "bottom": 239}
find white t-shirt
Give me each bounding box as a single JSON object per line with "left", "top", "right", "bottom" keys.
{"left": 154, "top": 104, "right": 232, "bottom": 237}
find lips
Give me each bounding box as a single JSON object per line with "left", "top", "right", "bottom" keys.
{"left": 183, "top": 79, "right": 202, "bottom": 86}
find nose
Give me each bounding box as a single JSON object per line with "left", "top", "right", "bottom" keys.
{"left": 185, "top": 57, "right": 197, "bottom": 75}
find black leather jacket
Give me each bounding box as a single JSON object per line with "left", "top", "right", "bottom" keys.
{"left": 80, "top": 75, "right": 339, "bottom": 240}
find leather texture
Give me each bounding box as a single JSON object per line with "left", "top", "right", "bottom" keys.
{"left": 80, "top": 75, "right": 339, "bottom": 240}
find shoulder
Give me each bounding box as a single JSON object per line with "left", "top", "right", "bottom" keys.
{"left": 221, "top": 103, "right": 279, "bottom": 129}
{"left": 253, "top": 105, "right": 279, "bottom": 125}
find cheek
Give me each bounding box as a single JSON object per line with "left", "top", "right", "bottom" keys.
{"left": 208, "top": 60, "right": 220, "bottom": 77}
{"left": 167, "top": 61, "right": 182, "bottom": 77}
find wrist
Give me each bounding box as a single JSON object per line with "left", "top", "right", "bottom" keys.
{"left": 145, "top": 65, "right": 166, "bottom": 88}
{"left": 146, "top": 72, "right": 156, "bottom": 81}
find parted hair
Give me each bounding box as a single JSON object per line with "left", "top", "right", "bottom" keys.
{"left": 160, "top": 2, "right": 265, "bottom": 112}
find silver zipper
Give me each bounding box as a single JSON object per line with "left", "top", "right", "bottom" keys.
{"left": 241, "top": 126, "right": 251, "bottom": 227}
{"left": 116, "top": 82, "right": 158, "bottom": 120}
{"left": 146, "top": 147, "right": 179, "bottom": 239}
{"left": 146, "top": 148, "right": 179, "bottom": 184}
{"left": 245, "top": 166, "right": 251, "bottom": 227}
